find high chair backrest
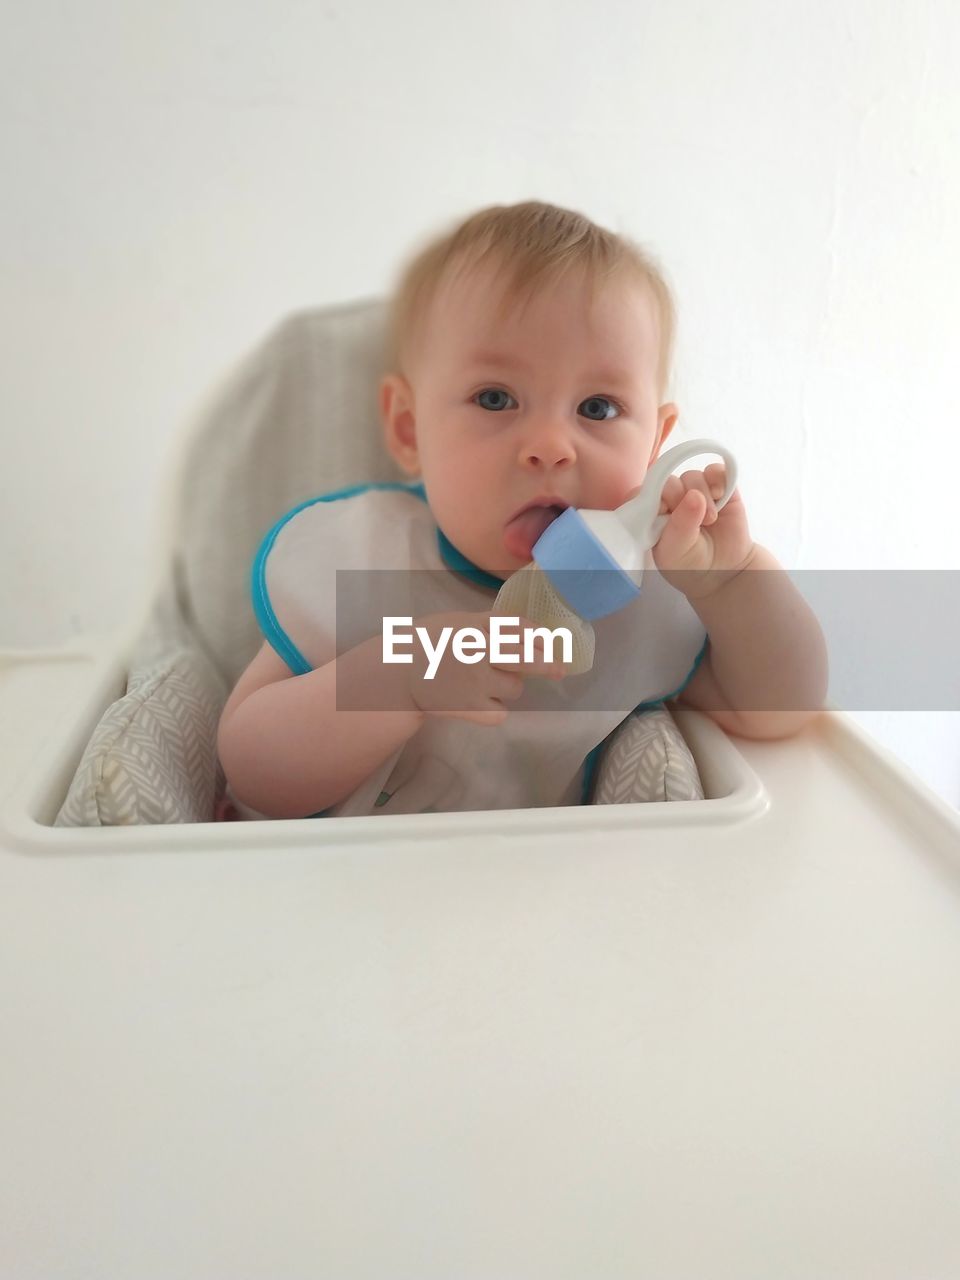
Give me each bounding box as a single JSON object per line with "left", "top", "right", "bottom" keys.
{"left": 168, "top": 298, "right": 405, "bottom": 687}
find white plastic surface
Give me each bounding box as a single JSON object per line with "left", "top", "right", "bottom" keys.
{"left": 1, "top": 646, "right": 959, "bottom": 1278}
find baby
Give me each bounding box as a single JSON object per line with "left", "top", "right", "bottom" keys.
{"left": 218, "top": 201, "right": 828, "bottom": 819}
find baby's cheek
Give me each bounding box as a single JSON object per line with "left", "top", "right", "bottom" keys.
{"left": 605, "top": 473, "right": 649, "bottom": 509}
{"left": 432, "top": 484, "right": 486, "bottom": 547}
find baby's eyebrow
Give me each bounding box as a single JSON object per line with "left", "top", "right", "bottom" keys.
{"left": 467, "top": 349, "right": 635, "bottom": 384}
{"left": 467, "top": 349, "right": 530, "bottom": 371}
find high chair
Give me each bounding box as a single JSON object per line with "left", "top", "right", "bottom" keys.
{"left": 1, "top": 299, "right": 958, "bottom": 1278}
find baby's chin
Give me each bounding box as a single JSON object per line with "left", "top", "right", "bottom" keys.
{"left": 469, "top": 546, "right": 517, "bottom": 580}
{"left": 442, "top": 528, "right": 518, "bottom": 581}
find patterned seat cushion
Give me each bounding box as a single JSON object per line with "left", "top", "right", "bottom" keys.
{"left": 592, "top": 704, "right": 704, "bottom": 804}
{"left": 54, "top": 648, "right": 226, "bottom": 827}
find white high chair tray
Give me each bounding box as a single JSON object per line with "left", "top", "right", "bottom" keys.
{"left": 1, "top": 645, "right": 958, "bottom": 1279}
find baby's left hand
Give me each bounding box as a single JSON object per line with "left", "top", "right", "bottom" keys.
{"left": 648, "top": 463, "right": 756, "bottom": 599}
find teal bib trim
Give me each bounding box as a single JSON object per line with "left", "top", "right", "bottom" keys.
{"left": 435, "top": 528, "right": 505, "bottom": 591}
{"left": 251, "top": 480, "right": 429, "bottom": 678}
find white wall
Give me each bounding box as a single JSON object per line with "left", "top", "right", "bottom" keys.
{"left": 3, "top": 0, "right": 958, "bottom": 804}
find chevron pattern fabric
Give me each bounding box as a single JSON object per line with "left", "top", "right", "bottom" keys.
{"left": 592, "top": 705, "right": 704, "bottom": 804}
{"left": 55, "top": 648, "right": 226, "bottom": 827}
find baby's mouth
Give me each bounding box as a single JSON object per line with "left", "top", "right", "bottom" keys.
{"left": 502, "top": 503, "right": 567, "bottom": 562}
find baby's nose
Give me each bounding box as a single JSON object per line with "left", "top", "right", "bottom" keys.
{"left": 518, "top": 419, "right": 577, "bottom": 468}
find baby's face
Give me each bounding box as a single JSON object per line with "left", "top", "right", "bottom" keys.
{"left": 381, "top": 262, "right": 677, "bottom": 577}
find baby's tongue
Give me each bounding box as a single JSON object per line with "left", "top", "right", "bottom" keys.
{"left": 503, "top": 505, "right": 564, "bottom": 562}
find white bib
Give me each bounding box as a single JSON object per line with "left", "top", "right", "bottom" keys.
{"left": 251, "top": 483, "right": 707, "bottom": 816}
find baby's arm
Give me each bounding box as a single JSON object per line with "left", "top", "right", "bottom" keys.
{"left": 652, "top": 465, "right": 827, "bottom": 739}
{"left": 217, "top": 638, "right": 426, "bottom": 819}
{"left": 218, "top": 614, "right": 564, "bottom": 819}
{"left": 674, "top": 543, "right": 828, "bottom": 738}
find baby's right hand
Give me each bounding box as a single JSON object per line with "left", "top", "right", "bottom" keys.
{"left": 406, "top": 610, "right": 566, "bottom": 726}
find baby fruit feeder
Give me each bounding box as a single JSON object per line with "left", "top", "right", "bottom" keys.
{"left": 530, "top": 439, "right": 738, "bottom": 619}
{"left": 492, "top": 439, "right": 738, "bottom": 674}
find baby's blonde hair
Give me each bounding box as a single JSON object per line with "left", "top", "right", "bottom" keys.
{"left": 384, "top": 200, "right": 677, "bottom": 401}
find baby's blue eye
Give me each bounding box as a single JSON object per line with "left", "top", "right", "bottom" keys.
{"left": 475, "top": 388, "right": 516, "bottom": 411}
{"left": 579, "top": 396, "right": 620, "bottom": 421}
{"left": 474, "top": 389, "right": 621, "bottom": 420}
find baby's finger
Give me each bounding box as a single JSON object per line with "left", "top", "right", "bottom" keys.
{"left": 490, "top": 615, "right": 558, "bottom": 662}
{"left": 679, "top": 470, "right": 718, "bottom": 523}
{"left": 654, "top": 488, "right": 707, "bottom": 563}
{"left": 491, "top": 653, "right": 567, "bottom": 678}
{"left": 516, "top": 619, "right": 572, "bottom": 673}
{"left": 488, "top": 668, "right": 525, "bottom": 701}
{"left": 703, "top": 462, "right": 728, "bottom": 501}
{"left": 658, "top": 474, "right": 685, "bottom": 514}
{"left": 483, "top": 614, "right": 568, "bottom": 679}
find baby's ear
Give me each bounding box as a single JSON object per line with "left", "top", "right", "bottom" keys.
{"left": 651, "top": 402, "right": 679, "bottom": 461}
{"left": 379, "top": 373, "right": 420, "bottom": 475}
